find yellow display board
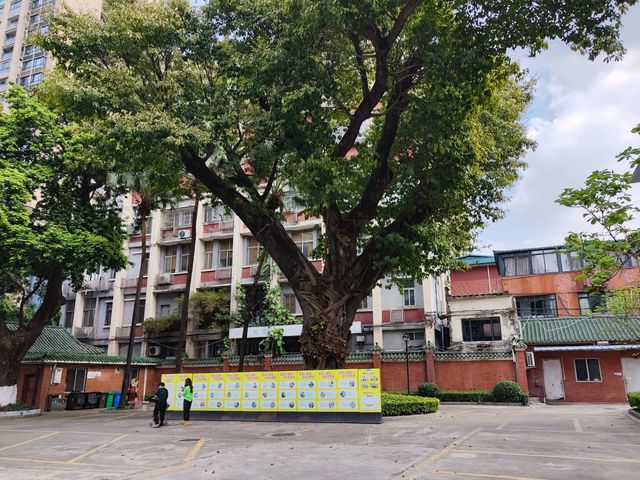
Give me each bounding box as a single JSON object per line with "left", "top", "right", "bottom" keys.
{"left": 163, "top": 368, "right": 381, "bottom": 414}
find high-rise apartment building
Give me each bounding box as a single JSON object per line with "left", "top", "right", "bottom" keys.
{"left": 0, "top": 0, "right": 101, "bottom": 92}
{"left": 60, "top": 194, "right": 448, "bottom": 359}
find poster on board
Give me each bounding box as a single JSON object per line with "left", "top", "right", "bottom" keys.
{"left": 259, "top": 372, "right": 279, "bottom": 411}
{"left": 207, "top": 373, "right": 225, "bottom": 410}
{"left": 277, "top": 371, "right": 297, "bottom": 411}
{"left": 161, "top": 368, "right": 381, "bottom": 415}
{"left": 192, "top": 374, "right": 209, "bottom": 410}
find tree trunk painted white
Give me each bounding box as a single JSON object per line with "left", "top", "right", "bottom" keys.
{"left": 0, "top": 385, "right": 17, "bottom": 407}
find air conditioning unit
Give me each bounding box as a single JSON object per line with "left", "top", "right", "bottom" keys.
{"left": 177, "top": 229, "right": 191, "bottom": 239}
{"left": 355, "top": 335, "right": 366, "bottom": 343}
{"left": 525, "top": 351, "right": 535, "bottom": 368}
{"left": 157, "top": 274, "right": 172, "bottom": 285}
{"left": 148, "top": 346, "right": 161, "bottom": 357}
{"left": 51, "top": 367, "right": 63, "bottom": 385}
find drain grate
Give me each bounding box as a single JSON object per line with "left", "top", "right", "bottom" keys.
{"left": 271, "top": 432, "right": 296, "bottom": 437}
{"left": 179, "top": 438, "right": 200, "bottom": 442}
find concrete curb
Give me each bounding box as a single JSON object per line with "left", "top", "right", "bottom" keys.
{"left": 0, "top": 408, "right": 41, "bottom": 418}
{"left": 626, "top": 408, "right": 640, "bottom": 423}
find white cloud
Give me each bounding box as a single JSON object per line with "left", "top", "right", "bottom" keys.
{"left": 477, "top": 7, "right": 640, "bottom": 253}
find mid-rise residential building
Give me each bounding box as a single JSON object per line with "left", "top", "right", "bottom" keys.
{"left": 60, "top": 195, "right": 449, "bottom": 359}
{"left": 0, "top": 0, "right": 102, "bottom": 92}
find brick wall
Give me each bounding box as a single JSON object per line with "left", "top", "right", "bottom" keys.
{"left": 433, "top": 359, "right": 517, "bottom": 391}
{"left": 527, "top": 350, "right": 631, "bottom": 402}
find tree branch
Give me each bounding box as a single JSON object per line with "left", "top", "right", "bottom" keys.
{"left": 386, "top": 0, "right": 422, "bottom": 45}
{"left": 349, "top": 33, "right": 369, "bottom": 97}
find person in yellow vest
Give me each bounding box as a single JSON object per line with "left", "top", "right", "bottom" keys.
{"left": 181, "top": 378, "right": 193, "bottom": 425}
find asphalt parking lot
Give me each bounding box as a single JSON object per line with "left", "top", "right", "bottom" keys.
{"left": 0, "top": 403, "right": 638, "bottom": 479}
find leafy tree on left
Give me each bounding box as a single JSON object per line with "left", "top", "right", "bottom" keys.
{"left": 0, "top": 86, "right": 127, "bottom": 406}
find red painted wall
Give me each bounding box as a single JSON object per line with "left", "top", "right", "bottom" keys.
{"left": 527, "top": 350, "right": 632, "bottom": 402}
{"left": 451, "top": 265, "right": 502, "bottom": 296}
{"left": 434, "top": 360, "right": 516, "bottom": 391}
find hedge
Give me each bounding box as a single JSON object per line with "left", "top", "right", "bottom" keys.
{"left": 437, "top": 390, "right": 493, "bottom": 403}
{"left": 418, "top": 382, "right": 440, "bottom": 398}
{"left": 628, "top": 391, "right": 640, "bottom": 409}
{"left": 0, "top": 403, "right": 35, "bottom": 412}
{"left": 381, "top": 392, "right": 440, "bottom": 416}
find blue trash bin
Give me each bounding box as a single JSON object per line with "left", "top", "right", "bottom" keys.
{"left": 113, "top": 391, "right": 122, "bottom": 409}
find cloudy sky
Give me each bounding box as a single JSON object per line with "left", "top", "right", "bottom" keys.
{"left": 476, "top": 6, "right": 640, "bottom": 254}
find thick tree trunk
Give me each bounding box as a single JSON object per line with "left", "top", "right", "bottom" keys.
{"left": 0, "top": 274, "right": 64, "bottom": 406}
{"left": 297, "top": 284, "right": 362, "bottom": 369}
{"left": 120, "top": 215, "right": 148, "bottom": 407}
{"left": 176, "top": 194, "right": 199, "bottom": 373}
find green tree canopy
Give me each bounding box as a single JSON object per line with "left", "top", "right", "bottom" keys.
{"left": 0, "top": 87, "right": 127, "bottom": 402}
{"left": 39, "top": 0, "right": 634, "bottom": 367}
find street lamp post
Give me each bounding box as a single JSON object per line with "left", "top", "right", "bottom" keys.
{"left": 402, "top": 333, "right": 410, "bottom": 395}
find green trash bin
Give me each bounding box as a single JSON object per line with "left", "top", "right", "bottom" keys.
{"left": 105, "top": 391, "right": 115, "bottom": 409}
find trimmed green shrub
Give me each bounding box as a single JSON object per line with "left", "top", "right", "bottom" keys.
{"left": 628, "top": 391, "right": 640, "bottom": 409}
{"left": 381, "top": 392, "right": 440, "bottom": 416}
{"left": 492, "top": 381, "right": 523, "bottom": 403}
{"left": 0, "top": 403, "right": 35, "bottom": 412}
{"left": 418, "top": 382, "right": 440, "bottom": 398}
{"left": 437, "top": 390, "right": 492, "bottom": 403}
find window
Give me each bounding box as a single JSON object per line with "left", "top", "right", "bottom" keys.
{"left": 5, "top": 32, "right": 16, "bottom": 45}
{"left": 2, "top": 50, "right": 13, "bottom": 61}
{"left": 203, "top": 241, "right": 214, "bottom": 270}
{"left": 30, "top": 0, "right": 40, "bottom": 7}
{"left": 39, "top": 23, "right": 48, "bottom": 34}
{"left": 162, "top": 209, "right": 193, "bottom": 228}
{"left": 178, "top": 244, "right": 190, "bottom": 272}
{"left": 575, "top": 358, "right": 602, "bottom": 382}
{"left": 246, "top": 237, "right": 262, "bottom": 265}
{"left": 0, "top": 61, "right": 10, "bottom": 72}
{"left": 136, "top": 299, "right": 146, "bottom": 324}
{"left": 578, "top": 292, "right": 606, "bottom": 315}
{"left": 462, "top": 317, "right": 502, "bottom": 342}
{"left": 218, "top": 239, "right": 233, "bottom": 267}
{"left": 516, "top": 295, "right": 557, "bottom": 318}
{"left": 163, "top": 245, "right": 177, "bottom": 273}
{"left": 359, "top": 296, "right": 372, "bottom": 310}
{"left": 8, "top": 16, "right": 19, "bottom": 27}
{"left": 291, "top": 230, "right": 314, "bottom": 258}
{"left": 33, "top": 56, "right": 44, "bottom": 68}
{"left": 403, "top": 331, "right": 425, "bottom": 341}
{"left": 500, "top": 249, "right": 590, "bottom": 277}
{"left": 19, "top": 76, "right": 28, "bottom": 86}
{"left": 104, "top": 302, "right": 113, "bottom": 327}
{"left": 82, "top": 297, "right": 96, "bottom": 327}
{"left": 281, "top": 194, "right": 304, "bottom": 213}
{"left": 403, "top": 279, "right": 416, "bottom": 307}
{"left": 10, "top": 1, "right": 21, "bottom": 11}
{"left": 282, "top": 293, "right": 297, "bottom": 314}
{"left": 64, "top": 300, "right": 75, "bottom": 328}
{"left": 30, "top": 13, "right": 39, "bottom": 24}
{"left": 159, "top": 304, "right": 171, "bottom": 316}
{"left": 23, "top": 44, "right": 33, "bottom": 56}
{"left": 22, "top": 59, "right": 32, "bottom": 70}
{"left": 31, "top": 72, "right": 43, "bottom": 84}
{"left": 64, "top": 368, "right": 86, "bottom": 392}
{"left": 203, "top": 205, "right": 232, "bottom": 224}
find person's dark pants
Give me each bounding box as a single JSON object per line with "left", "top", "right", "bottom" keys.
{"left": 153, "top": 401, "right": 167, "bottom": 425}
{"left": 183, "top": 400, "right": 192, "bottom": 421}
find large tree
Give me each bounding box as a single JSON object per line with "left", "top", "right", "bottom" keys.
{"left": 40, "top": 0, "right": 634, "bottom": 368}
{"left": 0, "top": 87, "right": 126, "bottom": 405}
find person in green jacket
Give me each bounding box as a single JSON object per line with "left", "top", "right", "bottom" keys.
{"left": 181, "top": 378, "right": 193, "bottom": 424}
{"left": 151, "top": 382, "right": 169, "bottom": 428}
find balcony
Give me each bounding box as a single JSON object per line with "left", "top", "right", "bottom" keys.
{"left": 74, "top": 326, "right": 94, "bottom": 339}
{"left": 82, "top": 278, "right": 113, "bottom": 292}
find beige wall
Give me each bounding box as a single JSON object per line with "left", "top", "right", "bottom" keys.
{"left": 448, "top": 295, "right": 517, "bottom": 349}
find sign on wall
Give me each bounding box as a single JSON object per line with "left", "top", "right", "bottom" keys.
{"left": 162, "top": 369, "right": 381, "bottom": 414}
